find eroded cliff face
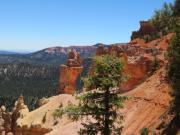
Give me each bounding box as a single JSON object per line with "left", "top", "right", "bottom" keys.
{"left": 96, "top": 44, "right": 154, "bottom": 91}
{"left": 58, "top": 49, "right": 83, "bottom": 94}
{"left": 96, "top": 33, "right": 174, "bottom": 91}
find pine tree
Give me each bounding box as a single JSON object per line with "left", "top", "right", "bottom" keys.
{"left": 54, "top": 55, "right": 127, "bottom": 135}
{"left": 168, "top": 18, "right": 180, "bottom": 118}
{"left": 150, "top": 2, "right": 175, "bottom": 34}
{"left": 173, "top": 0, "right": 180, "bottom": 17}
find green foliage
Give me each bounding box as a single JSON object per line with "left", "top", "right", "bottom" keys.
{"left": 54, "top": 55, "right": 127, "bottom": 135}
{"left": 150, "top": 2, "right": 175, "bottom": 35}
{"left": 174, "top": 0, "right": 180, "bottom": 17}
{"left": 167, "top": 20, "right": 180, "bottom": 117}
{"left": 140, "top": 127, "right": 149, "bottom": 135}
{"left": 0, "top": 63, "right": 59, "bottom": 111}
{"left": 76, "top": 58, "right": 92, "bottom": 92}
{"left": 152, "top": 56, "right": 160, "bottom": 72}
{"left": 53, "top": 103, "right": 64, "bottom": 119}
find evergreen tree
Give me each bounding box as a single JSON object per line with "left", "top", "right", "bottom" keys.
{"left": 174, "top": 0, "right": 180, "bottom": 17}
{"left": 54, "top": 55, "right": 127, "bottom": 135}
{"left": 150, "top": 2, "right": 175, "bottom": 34}
{"left": 168, "top": 18, "right": 180, "bottom": 118}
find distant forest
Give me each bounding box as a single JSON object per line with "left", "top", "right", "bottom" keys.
{"left": 0, "top": 63, "right": 59, "bottom": 111}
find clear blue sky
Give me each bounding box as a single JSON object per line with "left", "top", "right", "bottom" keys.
{"left": 0, "top": 0, "right": 174, "bottom": 51}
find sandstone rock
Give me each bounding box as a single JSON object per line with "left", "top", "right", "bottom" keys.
{"left": 15, "top": 94, "right": 76, "bottom": 135}
{"left": 95, "top": 33, "right": 172, "bottom": 91}
{"left": 12, "top": 95, "right": 29, "bottom": 134}
{"left": 139, "top": 21, "right": 156, "bottom": 36}
{"left": 59, "top": 65, "right": 83, "bottom": 94}
{"left": 96, "top": 45, "right": 105, "bottom": 56}
{"left": 96, "top": 44, "right": 154, "bottom": 91}
{"left": 67, "top": 49, "right": 82, "bottom": 67}
{"left": 37, "top": 97, "right": 49, "bottom": 107}
{"left": 0, "top": 114, "right": 5, "bottom": 135}
{"left": 59, "top": 50, "right": 83, "bottom": 94}
{"left": 6, "top": 132, "right": 14, "bottom": 135}
{"left": 0, "top": 106, "right": 12, "bottom": 135}
{"left": 131, "top": 21, "right": 156, "bottom": 39}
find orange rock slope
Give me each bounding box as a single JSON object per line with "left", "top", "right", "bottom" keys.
{"left": 121, "top": 67, "right": 171, "bottom": 134}
{"left": 15, "top": 66, "right": 172, "bottom": 135}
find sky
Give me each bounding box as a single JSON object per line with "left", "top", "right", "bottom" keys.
{"left": 0, "top": 0, "right": 174, "bottom": 51}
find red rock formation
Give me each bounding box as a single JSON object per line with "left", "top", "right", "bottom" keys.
{"left": 131, "top": 21, "right": 156, "bottom": 40}
{"left": 59, "top": 50, "right": 83, "bottom": 94}
{"left": 121, "top": 53, "right": 153, "bottom": 91}
{"left": 96, "top": 45, "right": 105, "bottom": 56}
{"left": 95, "top": 33, "right": 173, "bottom": 91}
{"left": 139, "top": 21, "right": 156, "bottom": 36}
{"left": 67, "top": 49, "right": 82, "bottom": 67}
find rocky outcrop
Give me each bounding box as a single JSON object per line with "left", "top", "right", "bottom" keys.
{"left": 13, "top": 95, "right": 51, "bottom": 135}
{"left": 95, "top": 33, "right": 174, "bottom": 91}
{"left": 96, "top": 44, "right": 155, "bottom": 91}
{"left": 131, "top": 21, "right": 156, "bottom": 40}
{"left": 66, "top": 49, "right": 82, "bottom": 67}
{"left": 0, "top": 106, "right": 12, "bottom": 135}
{"left": 0, "top": 95, "right": 30, "bottom": 135}
{"left": 37, "top": 98, "right": 49, "bottom": 108}
{"left": 96, "top": 32, "right": 173, "bottom": 92}
{"left": 139, "top": 21, "right": 156, "bottom": 36}
{"left": 12, "top": 95, "right": 29, "bottom": 134}
{"left": 15, "top": 95, "right": 77, "bottom": 135}
{"left": 59, "top": 50, "right": 83, "bottom": 94}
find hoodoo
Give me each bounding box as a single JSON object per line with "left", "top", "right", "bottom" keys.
{"left": 58, "top": 49, "right": 83, "bottom": 94}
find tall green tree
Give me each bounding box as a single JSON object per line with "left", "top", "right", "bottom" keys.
{"left": 54, "top": 55, "right": 127, "bottom": 135}
{"left": 168, "top": 18, "right": 180, "bottom": 118}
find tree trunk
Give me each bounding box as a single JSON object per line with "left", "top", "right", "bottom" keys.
{"left": 104, "top": 88, "right": 110, "bottom": 135}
